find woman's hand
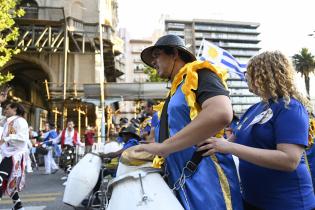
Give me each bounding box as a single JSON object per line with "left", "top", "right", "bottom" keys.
{"left": 133, "top": 142, "right": 171, "bottom": 157}
{"left": 197, "top": 137, "right": 233, "bottom": 156}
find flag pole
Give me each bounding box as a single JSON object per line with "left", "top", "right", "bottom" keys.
{"left": 196, "top": 38, "right": 205, "bottom": 58}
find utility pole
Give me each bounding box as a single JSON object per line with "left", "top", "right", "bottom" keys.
{"left": 98, "top": 0, "right": 106, "bottom": 143}
{"left": 62, "top": 8, "right": 68, "bottom": 130}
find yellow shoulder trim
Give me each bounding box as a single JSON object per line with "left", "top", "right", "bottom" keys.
{"left": 153, "top": 102, "right": 165, "bottom": 119}
{"left": 308, "top": 117, "right": 315, "bottom": 148}
{"left": 170, "top": 60, "right": 228, "bottom": 120}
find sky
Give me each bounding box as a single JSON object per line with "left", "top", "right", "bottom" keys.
{"left": 117, "top": 0, "right": 315, "bottom": 57}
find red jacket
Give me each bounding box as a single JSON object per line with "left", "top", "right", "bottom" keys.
{"left": 61, "top": 129, "right": 78, "bottom": 148}
{"left": 84, "top": 131, "right": 95, "bottom": 146}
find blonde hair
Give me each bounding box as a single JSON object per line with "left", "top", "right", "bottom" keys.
{"left": 247, "top": 51, "right": 313, "bottom": 112}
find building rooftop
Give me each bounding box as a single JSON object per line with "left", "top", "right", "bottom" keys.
{"left": 165, "top": 18, "right": 260, "bottom": 28}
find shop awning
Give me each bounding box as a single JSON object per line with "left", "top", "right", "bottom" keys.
{"left": 83, "top": 82, "right": 169, "bottom": 101}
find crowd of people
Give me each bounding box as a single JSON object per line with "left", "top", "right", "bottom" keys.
{"left": 1, "top": 34, "right": 315, "bottom": 210}
{"left": 0, "top": 89, "right": 158, "bottom": 210}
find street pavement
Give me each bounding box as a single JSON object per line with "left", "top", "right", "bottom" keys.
{"left": 0, "top": 167, "right": 76, "bottom": 210}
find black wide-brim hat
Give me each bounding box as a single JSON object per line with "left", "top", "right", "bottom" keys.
{"left": 119, "top": 125, "right": 141, "bottom": 140}
{"left": 141, "top": 34, "right": 196, "bottom": 68}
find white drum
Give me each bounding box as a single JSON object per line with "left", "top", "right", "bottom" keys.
{"left": 92, "top": 141, "right": 123, "bottom": 154}
{"left": 76, "top": 144, "right": 85, "bottom": 156}
{"left": 106, "top": 162, "right": 184, "bottom": 210}
{"left": 102, "top": 141, "right": 122, "bottom": 154}
{"left": 63, "top": 153, "right": 102, "bottom": 207}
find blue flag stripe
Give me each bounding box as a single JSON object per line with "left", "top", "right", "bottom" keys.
{"left": 221, "top": 59, "right": 245, "bottom": 79}
{"left": 222, "top": 51, "right": 247, "bottom": 68}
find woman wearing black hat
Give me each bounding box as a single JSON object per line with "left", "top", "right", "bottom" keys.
{"left": 106, "top": 125, "right": 140, "bottom": 158}
{"left": 134, "top": 34, "right": 243, "bottom": 210}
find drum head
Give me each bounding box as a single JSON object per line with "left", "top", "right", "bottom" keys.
{"left": 120, "top": 147, "right": 155, "bottom": 166}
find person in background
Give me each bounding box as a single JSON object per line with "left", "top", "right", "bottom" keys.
{"left": 139, "top": 99, "right": 158, "bottom": 142}
{"left": 28, "top": 126, "right": 38, "bottom": 171}
{"left": 119, "top": 117, "right": 128, "bottom": 129}
{"left": 198, "top": 51, "right": 315, "bottom": 210}
{"left": 130, "top": 118, "right": 140, "bottom": 129}
{"left": 82, "top": 124, "right": 140, "bottom": 207}
{"left": 116, "top": 118, "right": 128, "bottom": 143}
{"left": 0, "top": 101, "right": 29, "bottom": 210}
{"left": 52, "top": 120, "right": 83, "bottom": 185}
{"left": 25, "top": 130, "right": 33, "bottom": 173}
{"left": 134, "top": 34, "right": 243, "bottom": 210}
{"left": 84, "top": 126, "right": 95, "bottom": 154}
{"left": 41, "top": 123, "right": 59, "bottom": 175}
{"left": 105, "top": 125, "right": 140, "bottom": 159}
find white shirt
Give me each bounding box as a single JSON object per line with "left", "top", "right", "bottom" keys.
{"left": 53, "top": 128, "right": 82, "bottom": 146}
{"left": 1, "top": 115, "right": 29, "bottom": 157}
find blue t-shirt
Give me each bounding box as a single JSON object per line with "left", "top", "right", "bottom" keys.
{"left": 306, "top": 143, "right": 315, "bottom": 191}
{"left": 235, "top": 98, "right": 315, "bottom": 210}
{"left": 44, "top": 130, "right": 58, "bottom": 146}
{"left": 116, "top": 136, "right": 124, "bottom": 143}
{"left": 151, "top": 112, "right": 159, "bottom": 128}
{"left": 122, "top": 138, "right": 138, "bottom": 150}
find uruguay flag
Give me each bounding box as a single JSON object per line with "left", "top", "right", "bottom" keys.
{"left": 197, "top": 39, "right": 246, "bottom": 80}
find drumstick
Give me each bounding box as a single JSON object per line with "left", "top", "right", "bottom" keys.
{"left": 37, "top": 139, "right": 54, "bottom": 146}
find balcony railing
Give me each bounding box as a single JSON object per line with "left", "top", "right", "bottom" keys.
{"left": 17, "top": 6, "right": 65, "bottom": 22}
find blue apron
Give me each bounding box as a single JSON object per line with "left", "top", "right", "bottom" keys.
{"left": 155, "top": 83, "right": 243, "bottom": 210}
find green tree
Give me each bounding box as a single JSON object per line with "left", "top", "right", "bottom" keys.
{"left": 0, "top": 0, "right": 24, "bottom": 84}
{"left": 143, "top": 66, "right": 167, "bottom": 82}
{"left": 292, "top": 48, "right": 315, "bottom": 96}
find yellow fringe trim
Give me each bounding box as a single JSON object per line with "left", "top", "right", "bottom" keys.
{"left": 170, "top": 60, "right": 228, "bottom": 120}
{"left": 153, "top": 102, "right": 165, "bottom": 119}
{"left": 211, "top": 154, "right": 232, "bottom": 210}
{"left": 308, "top": 117, "right": 315, "bottom": 148}
{"left": 152, "top": 156, "right": 165, "bottom": 168}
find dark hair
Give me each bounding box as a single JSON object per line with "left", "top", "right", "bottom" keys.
{"left": 67, "top": 119, "right": 74, "bottom": 123}
{"left": 47, "top": 122, "right": 55, "bottom": 129}
{"left": 146, "top": 99, "right": 156, "bottom": 108}
{"left": 8, "top": 102, "right": 25, "bottom": 116}
{"left": 156, "top": 46, "right": 192, "bottom": 63}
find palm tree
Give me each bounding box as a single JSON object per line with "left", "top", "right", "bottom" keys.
{"left": 292, "top": 48, "right": 315, "bottom": 96}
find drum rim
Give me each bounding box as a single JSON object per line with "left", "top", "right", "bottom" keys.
{"left": 107, "top": 167, "right": 163, "bottom": 190}
{"left": 88, "top": 152, "right": 101, "bottom": 157}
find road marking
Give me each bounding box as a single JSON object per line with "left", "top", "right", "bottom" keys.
{"left": 22, "top": 192, "right": 62, "bottom": 197}
{"left": 1, "top": 192, "right": 63, "bottom": 204}
{"left": 0, "top": 206, "right": 46, "bottom": 210}
{"left": 1, "top": 196, "right": 56, "bottom": 204}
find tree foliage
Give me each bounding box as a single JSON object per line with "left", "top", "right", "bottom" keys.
{"left": 292, "top": 48, "right": 315, "bottom": 96}
{"left": 143, "top": 66, "right": 167, "bottom": 82}
{"left": 0, "top": 0, "right": 24, "bottom": 84}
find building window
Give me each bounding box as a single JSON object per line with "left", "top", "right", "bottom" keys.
{"left": 18, "top": 0, "right": 39, "bottom": 19}
{"left": 134, "top": 65, "right": 144, "bottom": 73}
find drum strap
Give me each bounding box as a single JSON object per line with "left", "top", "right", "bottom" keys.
{"left": 159, "top": 94, "right": 203, "bottom": 174}
{"left": 158, "top": 95, "right": 171, "bottom": 143}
